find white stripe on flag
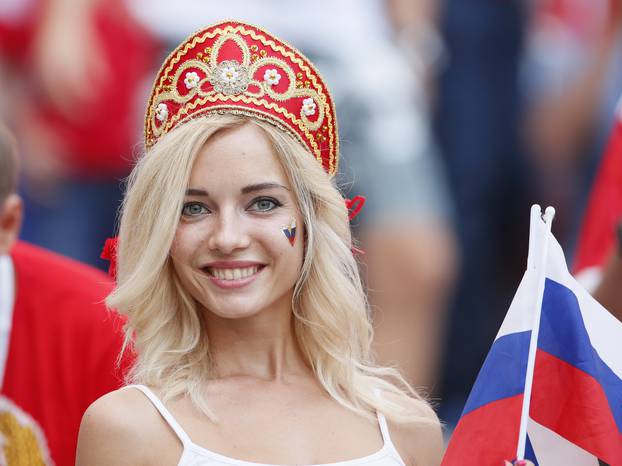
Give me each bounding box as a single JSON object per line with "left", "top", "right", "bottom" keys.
{"left": 527, "top": 417, "right": 599, "bottom": 466}
{"left": 497, "top": 271, "right": 537, "bottom": 339}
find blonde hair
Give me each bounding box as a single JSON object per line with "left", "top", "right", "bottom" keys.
{"left": 108, "top": 114, "right": 434, "bottom": 424}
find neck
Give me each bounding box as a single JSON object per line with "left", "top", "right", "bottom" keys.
{"left": 204, "top": 303, "right": 311, "bottom": 382}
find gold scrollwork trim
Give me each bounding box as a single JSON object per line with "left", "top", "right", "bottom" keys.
{"left": 209, "top": 33, "right": 251, "bottom": 68}
{"left": 145, "top": 21, "right": 338, "bottom": 173}
{"left": 170, "top": 59, "right": 211, "bottom": 102}
{"left": 165, "top": 94, "right": 324, "bottom": 158}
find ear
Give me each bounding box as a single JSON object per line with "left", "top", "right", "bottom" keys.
{"left": 0, "top": 194, "right": 23, "bottom": 255}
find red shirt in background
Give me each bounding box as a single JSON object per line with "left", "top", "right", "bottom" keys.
{"left": 0, "top": 0, "right": 159, "bottom": 177}
{"left": 2, "top": 241, "right": 130, "bottom": 466}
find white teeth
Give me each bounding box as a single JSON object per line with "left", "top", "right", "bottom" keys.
{"left": 242, "top": 267, "right": 257, "bottom": 278}
{"left": 209, "top": 266, "right": 259, "bottom": 280}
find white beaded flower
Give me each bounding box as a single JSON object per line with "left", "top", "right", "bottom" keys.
{"left": 302, "top": 98, "right": 316, "bottom": 116}
{"left": 184, "top": 71, "right": 200, "bottom": 89}
{"left": 155, "top": 103, "right": 169, "bottom": 122}
{"left": 263, "top": 69, "right": 281, "bottom": 86}
{"left": 221, "top": 66, "right": 239, "bottom": 84}
{"left": 211, "top": 60, "right": 250, "bottom": 95}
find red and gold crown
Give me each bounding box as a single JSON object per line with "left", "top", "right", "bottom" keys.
{"left": 144, "top": 20, "right": 339, "bottom": 175}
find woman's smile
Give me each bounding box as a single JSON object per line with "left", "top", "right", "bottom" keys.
{"left": 202, "top": 261, "right": 267, "bottom": 289}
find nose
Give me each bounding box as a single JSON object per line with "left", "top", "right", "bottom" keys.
{"left": 206, "top": 207, "right": 251, "bottom": 254}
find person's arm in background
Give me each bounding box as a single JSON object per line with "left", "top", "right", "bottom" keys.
{"left": 384, "top": 0, "right": 442, "bottom": 96}
{"left": 524, "top": 2, "right": 622, "bottom": 174}
{"left": 355, "top": 0, "right": 457, "bottom": 393}
{"left": 32, "top": 0, "right": 106, "bottom": 118}
{"left": 6, "top": 0, "right": 107, "bottom": 198}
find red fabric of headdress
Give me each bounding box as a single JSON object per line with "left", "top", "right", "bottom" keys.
{"left": 144, "top": 20, "right": 339, "bottom": 176}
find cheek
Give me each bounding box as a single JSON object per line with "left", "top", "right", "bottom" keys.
{"left": 170, "top": 223, "right": 204, "bottom": 266}
{"left": 170, "top": 226, "right": 205, "bottom": 297}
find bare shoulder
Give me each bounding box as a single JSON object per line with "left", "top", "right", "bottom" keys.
{"left": 76, "top": 387, "right": 156, "bottom": 466}
{"left": 383, "top": 392, "right": 443, "bottom": 466}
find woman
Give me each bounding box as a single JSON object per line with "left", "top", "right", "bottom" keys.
{"left": 76, "top": 20, "right": 442, "bottom": 466}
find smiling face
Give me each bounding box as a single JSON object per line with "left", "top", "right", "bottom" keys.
{"left": 170, "top": 123, "right": 305, "bottom": 320}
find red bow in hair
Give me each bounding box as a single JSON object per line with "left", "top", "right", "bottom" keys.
{"left": 345, "top": 195, "right": 366, "bottom": 254}
{"left": 345, "top": 195, "right": 366, "bottom": 221}
{"left": 100, "top": 237, "right": 118, "bottom": 280}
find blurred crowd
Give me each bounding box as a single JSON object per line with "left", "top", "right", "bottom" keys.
{"left": 1, "top": 0, "right": 621, "bottom": 461}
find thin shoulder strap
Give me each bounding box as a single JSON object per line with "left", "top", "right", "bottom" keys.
{"left": 376, "top": 409, "right": 393, "bottom": 446}
{"left": 128, "top": 384, "right": 192, "bottom": 446}
{"left": 373, "top": 389, "right": 408, "bottom": 466}
{"left": 373, "top": 388, "right": 395, "bottom": 447}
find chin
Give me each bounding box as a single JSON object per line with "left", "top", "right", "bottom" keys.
{"left": 200, "top": 291, "right": 293, "bottom": 321}
{"left": 207, "top": 305, "right": 264, "bottom": 320}
{"left": 199, "top": 294, "right": 268, "bottom": 319}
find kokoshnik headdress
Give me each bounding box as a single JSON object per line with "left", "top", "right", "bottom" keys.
{"left": 145, "top": 20, "right": 339, "bottom": 175}
{"left": 102, "top": 20, "right": 365, "bottom": 277}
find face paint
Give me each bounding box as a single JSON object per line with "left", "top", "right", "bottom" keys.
{"left": 282, "top": 218, "right": 296, "bottom": 246}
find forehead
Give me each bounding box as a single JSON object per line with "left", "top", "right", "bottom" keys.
{"left": 189, "top": 123, "right": 289, "bottom": 188}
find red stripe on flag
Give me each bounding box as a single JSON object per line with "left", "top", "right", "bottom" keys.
{"left": 442, "top": 395, "right": 523, "bottom": 465}
{"left": 531, "top": 350, "right": 622, "bottom": 465}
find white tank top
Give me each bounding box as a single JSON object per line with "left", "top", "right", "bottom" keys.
{"left": 129, "top": 385, "right": 407, "bottom": 466}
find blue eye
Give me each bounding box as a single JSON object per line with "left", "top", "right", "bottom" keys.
{"left": 249, "top": 197, "right": 281, "bottom": 212}
{"left": 182, "top": 202, "right": 209, "bottom": 216}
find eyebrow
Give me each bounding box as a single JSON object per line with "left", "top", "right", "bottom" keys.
{"left": 185, "top": 182, "right": 289, "bottom": 197}
{"left": 185, "top": 188, "right": 208, "bottom": 196}
{"left": 241, "top": 182, "right": 289, "bottom": 194}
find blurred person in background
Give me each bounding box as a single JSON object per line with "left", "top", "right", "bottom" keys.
{"left": 433, "top": 0, "right": 531, "bottom": 427}
{"left": 522, "top": 0, "right": 622, "bottom": 250}
{"left": 126, "top": 0, "right": 457, "bottom": 395}
{"left": 0, "top": 124, "right": 128, "bottom": 466}
{"left": 0, "top": 0, "right": 159, "bottom": 270}
{"left": 357, "top": 0, "right": 457, "bottom": 397}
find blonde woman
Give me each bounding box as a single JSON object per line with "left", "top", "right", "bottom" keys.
{"left": 76, "top": 21, "right": 442, "bottom": 466}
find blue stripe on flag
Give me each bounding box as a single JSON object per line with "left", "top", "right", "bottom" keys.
{"left": 525, "top": 434, "right": 539, "bottom": 465}
{"left": 539, "top": 279, "right": 622, "bottom": 432}
{"left": 462, "top": 331, "right": 531, "bottom": 416}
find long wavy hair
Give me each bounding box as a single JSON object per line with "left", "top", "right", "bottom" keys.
{"left": 108, "top": 114, "right": 434, "bottom": 423}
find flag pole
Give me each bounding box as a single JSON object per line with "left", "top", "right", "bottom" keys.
{"left": 516, "top": 205, "right": 556, "bottom": 460}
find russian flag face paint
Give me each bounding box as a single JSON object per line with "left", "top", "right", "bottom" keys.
{"left": 282, "top": 218, "right": 296, "bottom": 246}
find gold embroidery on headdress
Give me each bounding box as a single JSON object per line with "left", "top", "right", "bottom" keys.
{"left": 145, "top": 23, "right": 338, "bottom": 175}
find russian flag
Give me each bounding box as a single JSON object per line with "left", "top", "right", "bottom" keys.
{"left": 442, "top": 206, "right": 622, "bottom": 466}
